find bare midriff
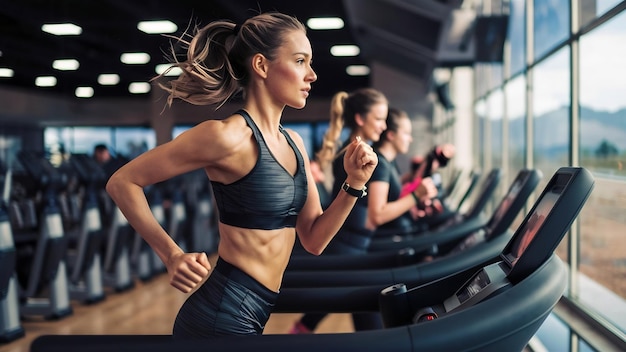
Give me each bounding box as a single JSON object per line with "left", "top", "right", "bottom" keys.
{"left": 216, "top": 222, "right": 297, "bottom": 292}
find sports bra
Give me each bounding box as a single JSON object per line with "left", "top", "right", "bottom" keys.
{"left": 210, "top": 110, "right": 308, "bottom": 230}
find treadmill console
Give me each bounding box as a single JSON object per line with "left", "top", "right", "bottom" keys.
{"left": 380, "top": 167, "right": 594, "bottom": 328}
{"left": 443, "top": 261, "right": 510, "bottom": 312}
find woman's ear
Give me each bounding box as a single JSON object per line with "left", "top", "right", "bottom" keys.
{"left": 251, "top": 53, "right": 269, "bottom": 79}
{"left": 355, "top": 113, "right": 365, "bottom": 127}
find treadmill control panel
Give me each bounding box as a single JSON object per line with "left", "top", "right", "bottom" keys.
{"left": 443, "top": 262, "right": 511, "bottom": 312}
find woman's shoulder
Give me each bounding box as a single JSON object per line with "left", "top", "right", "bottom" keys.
{"left": 180, "top": 113, "right": 252, "bottom": 157}
{"left": 195, "top": 113, "right": 249, "bottom": 139}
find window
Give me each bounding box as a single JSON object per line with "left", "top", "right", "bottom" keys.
{"left": 505, "top": 75, "right": 527, "bottom": 180}
{"left": 532, "top": 46, "right": 571, "bottom": 263}
{"left": 578, "top": 10, "right": 626, "bottom": 333}
{"left": 533, "top": 0, "right": 570, "bottom": 59}
{"left": 509, "top": 0, "right": 527, "bottom": 76}
{"left": 475, "top": 99, "right": 488, "bottom": 169}
{"left": 44, "top": 126, "right": 155, "bottom": 159}
{"left": 579, "top": 0, "right": 624, "bottom": 28}
{"left": 488, "top": 89, "right": 504, "bottom": 174}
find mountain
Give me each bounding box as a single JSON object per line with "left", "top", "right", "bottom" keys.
{"left": 507, "top": 105, "right": 626, "bottom": 152}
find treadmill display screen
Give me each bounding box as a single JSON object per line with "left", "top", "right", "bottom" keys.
{"left": 485, "top": 172, "right": 526, "bottom": 232}
{"left": 457, "top": 270, "right": 491, "bottom": 303}
{"left": 503, "top": 184, "right": 562, "bottom": 267}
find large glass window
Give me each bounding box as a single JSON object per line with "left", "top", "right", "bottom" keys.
{"left": 578, "top": 10, "right": 626, "bottom": 333}
{"left": 505, "top": 76, "right": 527, "bottom": 181}
{"left": 534, "top": 0, "right": 570, "bottom": 59}
{"left": 475, "top": 99, "right": 487, "bottom": 169}
{"left": 532, "top": 46, "right": 570, "bottom": 263}
{"left": 487, "top": 89, "right": 504, "bottom": 198}
{"left": 114, "top": 127, "right": 155, "bottom": 159}
{"left": 579, "top": 0, "right": 624, "bottom": 28}
{"left": 44, "top": 126, "right": 155, "bottom": 159}
{"left": 532, "top": 47, "right": 571, "bottom": 179}
{"left": 509, "top": 0, "right": 527, "bottom": 76}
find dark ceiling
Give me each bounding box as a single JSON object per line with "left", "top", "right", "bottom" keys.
{"left": 0, "top": 0, "right": 466, "bottom": 101}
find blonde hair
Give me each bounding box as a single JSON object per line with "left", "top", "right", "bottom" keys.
{"left": 316, "top": 88, "right": 388, "bottom": 169}
{"left": 155, "top": 12, "right": 306, "bottom": 109}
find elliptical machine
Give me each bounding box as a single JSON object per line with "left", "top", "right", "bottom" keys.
{"left": 63, "top": 154, "right": 107, "bottom": 304}
{"left": 0, "top": 164, "right": 25, "bottom": 342}
{"left": 13, "top": 151, "right": 73, "bottom": 319}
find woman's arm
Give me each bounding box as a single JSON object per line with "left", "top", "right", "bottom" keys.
{"left": 106, "top": 117, "right": 247, "bottom": 292}
{"left": 367, "top": 181, "right": 417, "bottom": 228}
{"left": 369, "top": 177, "right": 438, "bottom": 228}
{"left": 291, "top": 133, "right": 377, "bottom": 255}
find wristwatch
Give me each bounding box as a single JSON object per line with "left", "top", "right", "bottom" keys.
{"left": 341, "top": 181, "right": 367, "bottom": 198}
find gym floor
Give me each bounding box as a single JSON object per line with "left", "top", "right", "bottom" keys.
{"left": 1, "top": 254, "right": 354, "bottom": 352}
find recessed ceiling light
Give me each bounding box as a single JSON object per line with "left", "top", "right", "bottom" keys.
{"left": 346, "top": 65, "right": 370, "bottom": 76}
{"left": 42, "top": 23, "right": 82, "bottom": 35}
{"left": 121, "top": 52, "right": 151, "bottom": 64}
{"left": 75, "top": 86, "right": 94, "bottom": 98}
{"left": 35, "top": 76, "right": 57, "bottom": 87}
{"left": 330, "top": 45, "right": 360, "bottom": 57}
{"left": 307, "top": 17, "right": 344, "bottom": 30}
{"left": 138, "top": 20, "right": 178, "bottom": 34}
{"left": 155, "top": 64, "right": 182, "bottom": 76}
{"left": 0, "top": 68, "right": 14, "bottom": 77}
{"left": 98, "top": 74, "right": 120, "bottom": 85}
{"left": 129, "top": 82, "right": 151, "bottom": 94}
{"left": 52, "top": 59, "right": 80, "bottom": 71}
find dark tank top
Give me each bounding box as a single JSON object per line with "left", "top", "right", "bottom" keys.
{"left": 210, "top": 110, "right": 308, "bottom": 230}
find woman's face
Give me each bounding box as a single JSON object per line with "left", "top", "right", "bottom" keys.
{"left": 264, "top": 30, "right": 317, "bottom": 109}
{"left": 391, "top": 116, "right": 413, "bottom": 155}
{"left": 357, "top": 102, "right": 388, "bottom": 143}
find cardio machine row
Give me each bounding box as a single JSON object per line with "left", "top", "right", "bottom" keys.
{"left": 0, "top": 151, "right": 219, "bottom": 343}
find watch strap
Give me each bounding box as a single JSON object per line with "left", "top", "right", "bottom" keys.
{"left": 342, "top": 181, "right": 367, "bottom": 198}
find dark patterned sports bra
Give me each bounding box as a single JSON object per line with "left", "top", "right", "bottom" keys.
{"left": 210, "top": 110, "right": 308, "bottom": 230}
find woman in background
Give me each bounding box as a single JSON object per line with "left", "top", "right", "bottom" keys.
{"left": 290, "top": 101, "right": 436, "bottom": 334}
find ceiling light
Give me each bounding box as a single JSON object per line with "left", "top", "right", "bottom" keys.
{"left": 138, "top": 20, "right": 178, "bottom": 34}
{"left": 42, "top": 23, "right": 82, "bottom": 35}
{"left": 75, "top": 86, "right": 94, "bottom": 98}
{"left": 35, "top": 76, "right": 57, "bottom": 87}
{"left": 307, "top": 17, "right": 344, "bottom": 30}
{"left": 121, "top": 52, "right": 151, "bottom": 64}
{"left": 98, "top": 73, "right": 120, "bottom": 85}
{"left": 330, "top": 45, "right": 360, "bottom": 57}
{"left": 346, "top": 65, "right": 370, "bottom": 76}
{"left": 52, "top": 59, "right": 80, "bottom": 71}
{"left": 155, "top": 64, "right": 182, "bottom": 76}
{"left": 0, "top": 68, "right": 14, "bottom": 77}
{"left": 129, "top": 82, "right": 151, "bottom": 94}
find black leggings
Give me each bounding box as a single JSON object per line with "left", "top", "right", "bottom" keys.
{"left": 173, "top": 258, "right": 278, "bottom": 338}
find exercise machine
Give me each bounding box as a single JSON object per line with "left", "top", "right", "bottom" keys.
{"left": 0, "top": 165, "right": 25, "bottom": 342}
{"left": 64, "top": 154, "right": 107, "bottom": 304}
{"left": 368, "top": 168, "right": 502, "bottom": 251}
{"left": 286, "top": 169, "right": 540, "bottom": 274}
{"left": 30, "top": 167, "right": 594, "bottom": 352}
{"left": 13, "top": 151, "right": 72, "bottom": 319}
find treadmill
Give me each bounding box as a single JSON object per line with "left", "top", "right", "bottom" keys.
{"left": 30, "top": 166, "right": 594, "bottom": 352}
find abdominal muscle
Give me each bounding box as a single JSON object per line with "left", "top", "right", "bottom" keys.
{"left": 215, "top": 222, "right": 297, "bottom": 292}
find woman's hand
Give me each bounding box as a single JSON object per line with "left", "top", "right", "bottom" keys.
{"left": 413, "top": 177, "right": 438, "bottom": 201}
{"left": 343, "top": 136, "right": 378, "bottom": 188}
{"left": 166, "top": 252, "right": 212, "bottom": 293}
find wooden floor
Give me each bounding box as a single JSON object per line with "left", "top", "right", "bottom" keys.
{"left": 0, "top": 255, "right": 354, "bottom": 352}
